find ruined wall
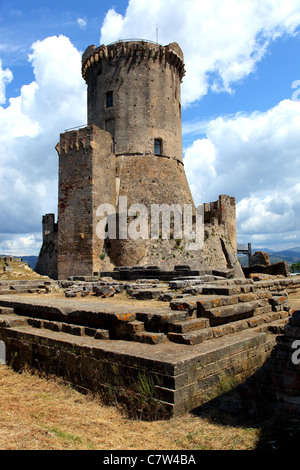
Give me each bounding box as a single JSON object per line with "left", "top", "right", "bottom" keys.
{"left": 35, "top": 214, "right": 58, "bottom": 279}
{"left": 56, "top": 125, "right": 116, "bottom": 279}
{"left": 201, "top": 195, "right": 243, "bottom": 277}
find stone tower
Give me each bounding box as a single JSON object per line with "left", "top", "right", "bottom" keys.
{"left": 82, "top": 40, "right": 194, "bottom": 207}
{"left": 36, "top": 39, "right": 243, "bottom": 280}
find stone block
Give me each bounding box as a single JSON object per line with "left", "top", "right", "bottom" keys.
{"left": 200, "top": 301, "right": 257, "bottom": 326}
{"left": 133, "top": 331, "right": 166, "bottom": 344}
{"left": 62, "top": 324, "right": 84, "bottom": 336}
{"left": 167, "top": 318, "right": 210, "bottom": 333}
{"left": 94, "top": 329, "right": 110, "bottom": 340}
{"left": 201, "top": 285, "right": 241, "bottom": 296}
{"left": 168, "top": 328, "right": 214, "bottom": 345}
{"left": 43, "top": 321, "right": 62, "bottom": 332}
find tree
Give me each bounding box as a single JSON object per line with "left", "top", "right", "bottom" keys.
{"left": 290, "top": 262, "right": 300, "bottom": 273}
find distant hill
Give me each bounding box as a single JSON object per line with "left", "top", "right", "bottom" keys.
{"left": 3, "top": 248, "right": 300, "bottom": 271}
{"left": 20, "top": 256, "right": 38, "bottom": 269}
{"left": 255, "top": 247, "right": 300, "bottom": 265}
{"left": 0, "top": 255, "right": 38, "bottom": 270}
{"left": 238, "top": 246, "right": 300, "bottom": 267}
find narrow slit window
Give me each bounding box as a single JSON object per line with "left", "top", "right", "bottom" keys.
{"left": 154, "top": 139, "right": 162, "bottom": 155}
{"left": 106, "top": 91, "right": 113, "bottom": 108}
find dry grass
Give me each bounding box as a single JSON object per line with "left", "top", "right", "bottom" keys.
{"left": 0, "top": 258, "right": 47, "bottom": 281}
{"left": 1, "top": 272, "right": 300, "bottom": 450}
{"left": 0, "top": 364, "right": 261, "bottom": 450}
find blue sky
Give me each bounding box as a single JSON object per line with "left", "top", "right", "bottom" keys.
{"left": 1, "top": 0, "right": 300, "bottom": 256}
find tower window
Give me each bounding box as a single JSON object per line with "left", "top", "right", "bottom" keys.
{"left": 154, "top": 139, "right": 162, "bottom": 155}
{"left": 106, "top": 91, "right": 113, "bottom": 108}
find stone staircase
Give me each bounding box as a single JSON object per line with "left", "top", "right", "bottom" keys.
{"left": 0, "top": 279, "right": 291, "bottom": 348}
{"left": 165, "top": 287, "right": 289, "bottom": 345}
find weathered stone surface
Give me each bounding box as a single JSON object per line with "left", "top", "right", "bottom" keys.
{"left": 93, "top": 286, "right": 116, "bottom": 298}
{"left": 199, "top": 301, "right": 259, "bottom": 326}
{"left": 36, "top": 38, "right": 244, "bottom": 280}
{"left": 201, "top": 285, "right": 242, "bottom": 296}
{"left": 239, "top": 308, "right": 300, "bottom": 414}
{"left": 167, "top": 318, "right": 210, "bottom": 333}
{"left": 250, "top": 251, "right": 271, "bottom": 267}
{"left": 0, "top": 289, "right": 289, "bottom": 419}
{"left": 245, "top": 261, "right": 291, "bottom": 279}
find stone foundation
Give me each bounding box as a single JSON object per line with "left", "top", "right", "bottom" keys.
{"left": 239, "top": 307, "right": 300, "bottom": 415}
{"left": 1, "top": 274, "right": 299, "bottom": 418}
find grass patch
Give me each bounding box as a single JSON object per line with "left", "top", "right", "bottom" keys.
{"left": 46, "top": 427, "right": 84, "bottom": 445}
{"left": 0, "top": 364, "right": 299, "bottom": 450}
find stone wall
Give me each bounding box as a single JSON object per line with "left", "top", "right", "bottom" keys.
{"left": 82, "top": 41, "right": 184, "bottom": 162}
{"left": 36, "top": 40, "right": 243, "bottom": 280}
{"left": 55, "top": 125, "right": 116, "bottom": 279}
{"left": 1, "top": 273, "right": 299, "bottom": 418}
{"left": 239, "top": 307, "right": 300, "bottom": 414}
{"left": 35, "top": 214, "right": 58, "bottom": 279}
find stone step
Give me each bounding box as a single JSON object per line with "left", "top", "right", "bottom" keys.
{"left": 18, "top": 313, "right": 166, "bottom": 345}
{"left": 136, "top": 309, "right": 190, "bottom": 331}
{"left": 133, "top": 331, "right": 167, "bottom": 344}
{"left": 0, "top": 290, "right": 14, "bottom": 295}
{"left": 200, "top": 285, "right": 243, "bottom": 296}
{"left": 0, "top": 307, "right": 14, "bottom": 314}
{"left": 167, "top": 311, "right": 290, "bottom": 345}
{"left": 199, "top": 300, "right": 262, "bottom": 326}
{"left": 170, "top": 291, "right": 271, "bottom": 314}
{"left": 27, "top": 317, "right": 110, "bottom": 340}
{"left": 168, "top": 328, "right": 213, "bottom": 345}
{"left": 200, "top": 283, "right": 269, "bottom": 295}
{"left": 167, "top": 317, "right": 210, "bottom": 333}
{"left": 0, "top": 314, "right": 27, "bottom": 328}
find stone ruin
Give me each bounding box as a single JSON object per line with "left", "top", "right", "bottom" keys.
{"left": 35, "top": 39, "right": 242, "bottom": 281}
{"left": 0, "top": 269, "right": 299, "bottom": 418}
{"left": 0, "top": 39, "right": 299, "bottom": 419}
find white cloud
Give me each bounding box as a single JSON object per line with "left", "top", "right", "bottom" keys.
{"left": 0, "top": 233, "right": 42, "bottom": 257}
{"left": 0, "top": 58, "right": 13, "bottom": 104}
{"left": 183, "top": 98, "right": 300, "bottom": 248}
{"left": 100, "top": 0, "right": 300, "bottom": 106}
{"left": 1, "top": 1, "right": 300, "bottom": 255}
{"left": 0, "top": 35, "right": 86, "bottom": 253}
{"left": 77, "top": 18, "right": 87, "bottom": 29}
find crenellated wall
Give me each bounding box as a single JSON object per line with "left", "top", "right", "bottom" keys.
{"left": 82, "top": 41, "right": 184, "bottom": 161}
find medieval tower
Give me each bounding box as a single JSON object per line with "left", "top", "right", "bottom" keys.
{"left": 36, "top": 40, "right": 243, "bottom": 280}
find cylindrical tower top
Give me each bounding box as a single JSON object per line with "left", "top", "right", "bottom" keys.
{"left": 81, "top": 40, "right": 186, "bottom": 162}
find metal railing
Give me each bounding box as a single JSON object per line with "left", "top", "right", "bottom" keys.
{"left": 64, "top": 124, "right": 87, "bottom": 132}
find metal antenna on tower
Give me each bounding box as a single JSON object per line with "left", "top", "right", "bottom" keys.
{"left": 156, "top": 24, "right": 158, "bottom": 43}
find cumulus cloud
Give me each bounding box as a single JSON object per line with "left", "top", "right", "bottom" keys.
{"left": 0, "top": 233, "right": 42, "bottom": 257}
{"left": 0, "top": 35, "right": 86, "bottom": 253}
{"left": 0, "top": 58, "right": 13, "bottom": 104}
{"left": 100, "top": 0, "right": 300, "bottom": 106}
{"left": 2, "top": 1, "right": 300, "bottom": 255}
{"left": 183, "top": 99, "right": 300, "bottom": 248}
